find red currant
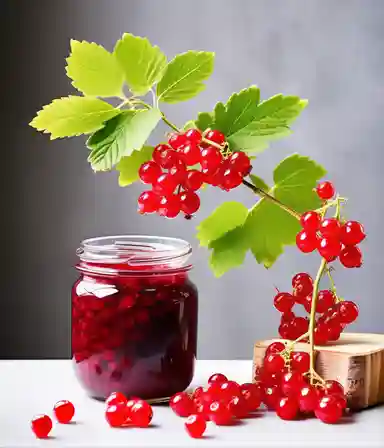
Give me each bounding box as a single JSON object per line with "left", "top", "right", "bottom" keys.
{"left": 320, "top": 218, "right": 341, "bottom": 238}
{"left": 156, "top": 149, "right": 180, "bottom": 169}
{"left": 185, "top": 128, "right": 202, "bottom": 145}
{"left": 200, "top": 146, "right": 223, "bottom": 172}
{"left": 208, "top": 373, "right": 228, "bottom": 385}
{"left": 281, "top": 311, "right": 295, "bottom": 323}
{"left": 266, "top": 341, "right": 286, "bottom": 356}
{"left": 315, "top": 396, "right": 343, "bottom": 424}
{"left": 338, "top": 301, "right": 359, "bottom": 324}
{"left": 183, "top": 170, "right": 204, "bottom": 191}
{"left": 53, "top": 400, "right": 75, "bottom": 423}
{"left": 278, "top": 321, "right": 292, "bottom": 339}
{"left": 158, "top": 195, "right": 181, "bottom": 218}
{"left": 154, "top": 173, "right": 178, "bottom": 194}
{"left": 316, "top": 181, "right": 335, "bottom": 200}
{"left": 105, "top": 392, "right": 128, "bottom": 407}
{"left": 169, "top": 159, "right": 187, "bottom": 184}
{"left": 339, "top": 245, "right": 362, "bottom": 268}
{"left": 302, "top": 295, "right": 313, "bottom": 313}
{"left": 298, "top": 385, "right": 319, "bottom": 413}
{"left": 314, "top": 325, "right": 329, "bottom": 345}
{"left": 291, "top": 316, "right": 309, "bottom": 339}
{"left": 179, "top": 191, "right": 200, "bottom": 215}
{"left": 273, "top": 292, "right": 294, "bottom": 313}
{"left": 208, "top": 401, "right": 233, "bottom": 425}
{"left": 291, "top": 351, "right": 310, "bottom": 373}
{"left": 105, "top": 403, "right": 128, "bottom": 427}
{"left": 152, "top": 144, "right": 171, "bottom": 165}
{"left": 340, "top": 220, "right": 365, "bottom": 246}
{"left": 292, "top": 273, "right": 313, "bottom": 297}
{"left": 334, "top": 394, "right": 347, "bottom": 410}
{"left": 228, "top": 395, "right": 249, "bottom": 418}
{"left": 264, "top": 353, "right": 285, "bottom": 374}
{"left": 296, "top": 230, "right": 318, "bottom": 253}
{"left": 276, "top": 396, "right": 299, "bottom": 420}
{"left": 300, "top": 211, "right": 321, "bottom": 232}
{"left": 202, "top": 167, "right": 222, "bottom": 186}
{"left": 170, "top": 392, "right": 195, "bottom": 417}
{"left": 240, "top": 383, "right": 262, "bottom": 411}
{"left": 324, "top": 380, "right": 344, "bottom": 397}
{"left": 179, "top": 142, "right": 202, "bottom": 166}
{"left": 316, "top": 290, "right": 336, "bottom": 313}
{"left": 168, "top": 132, "right": 188, "bottom": 150}
{"left": 184, "top": 414, "right": 206, "bottom": 438}
{"left": 318, "top": 237, "right": 342, "bottom": 261}
{"left": 205, "top": 129, "right": 226, "bottom": 146}
{"left": 281, "top": 371, "right": 306, "bottom": 397}
{"left": 137, "top": 191, "right": 160, "bottom": 214}
{"left": 138, "top": 161, "right": 162, "bottom": 184}
{"left": 262, "top": 385, "right": 282, "bottom": 410}
{"left": 228, "top": 151, "right": 251, "bottom": 175}
{"left": 219, "top": 381, "right": 241, "bottom": 400}
{"left": 221, "top": 168, "right": 243, "bottom": 190}
{"left": 31, "top": 414, "right": 52, "bottom": 438}
{"left": 129, "top": 400, "right": 153, "bottom": 427}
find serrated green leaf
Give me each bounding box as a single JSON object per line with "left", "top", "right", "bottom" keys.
{"left": 87, "top": 108, "right": 161, "bottom": 171}
{"left": 182, "top": 120, "right": 197, "bottom": 131}
{"left": 117, "top": 146, "right": 154, "bottom": 186}
{"left": 245, "top": 154, "right": 326, "bottom": 267}
{"left": 209, "top": 226, "right": 248, "bottom": 277}
{"left": 29, "top": 96, "right": 120, "bottom": 139}
{"left": 195, "top": 111, "right": 214, "bottom": 131}
{"left": 249, "top": 174, "right": 270, "bottom": 192}
{"left": 157, "top": 51, "right": 215, "bottom": 103}
{"left": 114, "top": 33, "right": 167, "bottom": 96}
{"left": 65, "top": 40, "right": 124, "bottom": 97}
{"left": 196, "top": 201, "right": 248, "bottom": 247}
{"left": 228, "top": 95, "right": 308, "bottom": 152}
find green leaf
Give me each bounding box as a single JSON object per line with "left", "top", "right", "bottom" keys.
{"left": 29, "top": 96, "right": 120, "bottom": 139}
{"left": 116, "top": 146, "right": 154, "bottom": 186}
{"left": 209, "top": 227, "right": 248, "bottom": 277}
{"left": 195, "top": 111, "right": 214, "bottom": 131}
{"left": 157, "top": 51, "right": 215, "bottom": 103}
{"left": 249, "top": 174, "right": 270, "bottom": 192}
{"left": 114, "top": 33, "right": 167, "bottom": 96}
{"left": 65, "top": 40, "right": 124, "bottom": 97}
{"left": 245, "top": 154, "right": 326, "bottom": 268}
{"left": 196, "top": 201, "right": 248, "bottom": 247}
{"left": 228, "top": 95, "right": 308, "bottom": 152}
{"left": 87, "top": 108, "right": 161, "bottom": 171}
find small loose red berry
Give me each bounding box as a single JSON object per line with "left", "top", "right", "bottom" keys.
{"left": 168, "top": 132, "right": 188, "bottom": 150}
{"left": 208, "top": 373, "right": 228, "bottom": 385}
{"left": 227, "top": 395, "right": 249, "bottom": 418}
{"left": 137, "top": 191, "right": 160, "bottom": 214}
{"left": 170, "top": 392, "right": 195, "bottom": 417}
{"left": 315, "top": 396, "right": 343, "bottom": 424}
{"left": 179, "top": 191, "right": 200, "bottom": 215}
{"left": 338, "top": 301, "right": 359, "bottom": 324}
{"left": 31, "top": 414, "right": 52, "bottom": 439}
{"left": 185, "top": 128, "right": 202, "bottom": 145}
{"left": 53, "top": 400, "right": 75, "bottom": 423}
{"left": 300, "top": 211, "right": 321, "bottom": 232}
{"left": 219, "top": 381, "right": 241, "bottom": 400}
{"left": 340, "top": 220, "right": 365, "bottom": 246}
{"left": 274, "top": 292, "right": 295, "bottom": 313}
{"left": 208, "top": 401, "right": 233, "bottom": 425}
{"left": 106, "top": 392, "right": 128, "bottom": 407}
{"left": 298, "top": 385, "right": 319, "bottom": 413}
{"left": 185, "top": 414, "right": 206, "bottom": 438}
{"left": 276, "top": 396, "right": 299, "bottom": 420}
{"left": 183, "top": 170, "right": 204, "bottom": 191}
{"left": 339, "top": 245, "right": 363, "bottom": 268}
{"left": 320, "top": 218, "right": 341, "bottom": 238}
{"left": 240, "top": 383, "right": 262, "bottom": 411}
{"left": 138, "top": 161, "right": 162, "bottom": 184}
{"left": 291, "top": 352, "right": 310, "bottom": 374}
{"left": 318, "top": 237, "right": 342, "bottom": 261}
{"left": 105, "top": 403, "right": 128, "bottom": 427}
{"left": 316, "top": 181, "right": 335, "bottom": 200}
{"left": 130, "top": 400, "right": 153, "bottom": 427}
{"left": 205, "top": 129, "right": 226, "bottom": 146}
{"left": 296, "top": 230, "right": 318, "bottom": 253}
{"left": 292, "top": 273, "right": 313, "bottom": 297}
{"left": 228, "top": 151, "right": 251, "bottom": 175}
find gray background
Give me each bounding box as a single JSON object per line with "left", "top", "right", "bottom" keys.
{"left": 2, "top": 0, "right": 384, "bottom": 359}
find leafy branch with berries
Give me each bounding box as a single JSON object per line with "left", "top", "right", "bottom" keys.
{"left": 30, "top": 33, "right": 366, "bottom": 424}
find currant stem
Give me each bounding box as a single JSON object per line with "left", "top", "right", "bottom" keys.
{"left": 308, "top": 257, "right": 327, "bottom": 385}
{"left": 281, "top": 331, "right": 310, "bottom": 356}
{"left": 161, "top": 114, "right": 180, "bottom": 132}
{"left": 242, "top": 179, "right": 301, "bottom": 220}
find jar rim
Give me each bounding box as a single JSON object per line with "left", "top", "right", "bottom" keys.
{"left": 76, "top": 235, "right": 192, "bottom": 275}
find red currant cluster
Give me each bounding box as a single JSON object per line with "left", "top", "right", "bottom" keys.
{"left": 257, "top": 342, "right": 347, "bottom": 423}
{"left": 31, "top": 400, "right": 75, "bottom": 438}
{"left": 137, "top": 128, "right": 251, "bottom": 218}
{"left": 296, "top": 181, "right": 365, "bottom": 267}
{"left": 105, "top": 392, "right": 153, "bottom": 428}
{"left": 275, "top": 272, "right": 359, "bottom": 344}
{"left": 170, "top": 373, "right": 262, "bottom": 438}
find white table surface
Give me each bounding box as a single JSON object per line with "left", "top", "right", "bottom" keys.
{"left": 0, "top": 360, "right": 383, "bottom": 447}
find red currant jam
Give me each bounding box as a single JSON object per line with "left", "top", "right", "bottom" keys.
{"left": 72, "top": 236, "right": 198, "bottom": 401}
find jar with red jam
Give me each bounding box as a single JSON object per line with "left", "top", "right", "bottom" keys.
{"left": 72, "top": 236, "right": 198, "bottom": 401}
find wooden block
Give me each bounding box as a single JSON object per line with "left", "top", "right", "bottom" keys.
{"left": 253, "top": 332, "right": 384, "bottom": 410}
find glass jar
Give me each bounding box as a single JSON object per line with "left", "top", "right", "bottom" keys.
{"left": 71, "top": 236, "right": 198, "bottom": 401}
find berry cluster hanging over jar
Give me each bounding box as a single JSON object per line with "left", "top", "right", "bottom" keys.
{"left": 30, "top": 33, "right": 366, "bottom": 424}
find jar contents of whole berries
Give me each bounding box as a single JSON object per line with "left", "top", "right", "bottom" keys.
{"left": 72, "top": 236, "right": 198, "bottom": 401}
